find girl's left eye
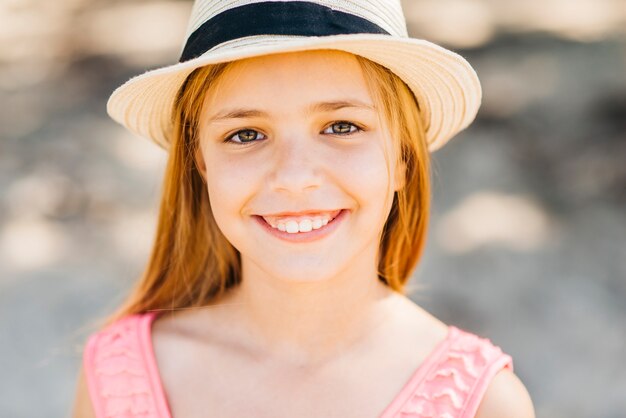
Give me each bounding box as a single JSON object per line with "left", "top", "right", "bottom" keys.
{"left": 322, "top": 121, "right": 363, "bottom": 136}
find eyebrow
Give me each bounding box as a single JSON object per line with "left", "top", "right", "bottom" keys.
{"left": 206, "top": 100, "right": 376, "bottom": 123}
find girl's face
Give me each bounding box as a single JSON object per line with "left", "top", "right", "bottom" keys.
{"left": 196, "top": 50, "right": 405, "bottom": 284}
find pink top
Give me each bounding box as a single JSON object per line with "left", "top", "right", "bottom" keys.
{"left": 83, "top": 311, "right": 513, "bottom": 418}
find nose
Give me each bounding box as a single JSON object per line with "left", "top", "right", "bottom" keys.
{"left": 266, "top": 134, "right": 323, "bottom": 194}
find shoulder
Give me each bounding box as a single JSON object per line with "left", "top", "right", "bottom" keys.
{"left": 397, "top": 301, "right": 535, "bottom": 418}
{"left": 84, "top": 311, "right": 159, "bottom": 360}
{"left": 79, "top": 312, "right": 158, "bottom": 418}
{"left": 83, "top": 312, "right": 150, "bottom": 361}
{"left": 442, "top": 326, "right": 535, "bottom": 418}
{"left": 474, "top": 368, "right": 536, "bottom": 418}
{"left": 383, "top": 298, "right": 535, "bottom": 418}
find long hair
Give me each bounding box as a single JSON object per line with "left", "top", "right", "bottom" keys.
{"left": 99, "top": 51, "right": 430, "bottom": 328}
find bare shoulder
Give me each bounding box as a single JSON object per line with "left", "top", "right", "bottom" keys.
{"left": 394, "top": 294, "right": 535, "bottom": 418}
{"left": 387, "top": 292, "right": 449, "bottom": 336}
{"left": 70, "top": 363, "right": 97, "bottom": 418}
{"left": 475, "top": 368, "right": 536, "bottom": 418}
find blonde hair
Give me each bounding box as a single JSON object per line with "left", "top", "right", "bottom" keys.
{"left": 99, "top": 51, "right": 431, "bottom": 328}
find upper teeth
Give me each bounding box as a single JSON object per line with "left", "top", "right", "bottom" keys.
{"left": 262, "top": 213, "right": 336, "bottom": 233}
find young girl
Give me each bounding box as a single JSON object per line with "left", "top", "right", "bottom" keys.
{"left": 72, "top": 1, "right": 535, "bottom": 417}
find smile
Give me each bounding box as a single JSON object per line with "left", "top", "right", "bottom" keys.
{"left": 262, "top": 211, "right": 341, "bottom": 232}
{"left": 253, "top": 209, "right": 348, "bottom": 243}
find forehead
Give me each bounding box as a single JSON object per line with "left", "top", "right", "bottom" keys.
{"left": 202, "top": 49, "right": 373, "bottom": 109}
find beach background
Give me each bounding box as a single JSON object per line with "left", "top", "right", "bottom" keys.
{"left": 1, "top": 0, "right": 625, "bottom": 416}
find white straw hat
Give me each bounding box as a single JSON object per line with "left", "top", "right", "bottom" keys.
{"left": 106, "top": 0, "right": 482, "bottom": 153}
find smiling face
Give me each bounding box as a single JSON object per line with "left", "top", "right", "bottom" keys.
{"left": 195, "top": 49, "right": 405, "bottom": 284}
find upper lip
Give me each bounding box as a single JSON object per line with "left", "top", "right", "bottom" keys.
{"left": 257, "top": 209, "right": 344, "bottom": 217}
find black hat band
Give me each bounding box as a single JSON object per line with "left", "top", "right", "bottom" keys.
{"left": 180, "top": 2, "right": 391, "bottom": 63}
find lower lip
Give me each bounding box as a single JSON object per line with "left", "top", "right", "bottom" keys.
{"left": 253, "top": 209, "right": 349, "bottom": 243}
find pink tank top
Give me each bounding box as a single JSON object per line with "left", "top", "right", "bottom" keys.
{"left": 83, "top": 311, "right": 513, "bottom": 418}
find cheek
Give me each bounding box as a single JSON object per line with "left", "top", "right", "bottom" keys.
{"left": 337, "top": 144, "right": 393, "bottom": 202}
{"left": 203, "top": 154, "right": 258, "bottom": 238}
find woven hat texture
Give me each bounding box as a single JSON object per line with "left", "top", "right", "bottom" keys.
{"left": 106, "top": 0, "right": 482, "bottom": 152}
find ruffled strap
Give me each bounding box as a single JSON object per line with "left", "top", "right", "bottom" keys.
{"left": 83, "top": 312, "right": 170, "bottom": 418}
{"left": 390, "top": 326, "right": 514, "bottom": 418}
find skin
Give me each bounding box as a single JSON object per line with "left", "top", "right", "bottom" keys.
{"left": 194, "top": 49, "right": 409, "bottom": 368}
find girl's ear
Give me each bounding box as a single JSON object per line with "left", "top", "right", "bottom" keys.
{"left": 394, "top": 160, "right": 407, "bottom": 192}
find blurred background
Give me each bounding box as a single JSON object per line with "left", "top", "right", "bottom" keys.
{"left": 1, "top": 0, "right": 625, "bottom": 416}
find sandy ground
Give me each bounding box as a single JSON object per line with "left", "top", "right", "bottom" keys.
{"left": 0, "top": 1, "right": 625, "bottom": 417}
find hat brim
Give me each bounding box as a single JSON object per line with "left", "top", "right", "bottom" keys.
{"left": 106, "top": 33, "right": 481, "bottom": 152}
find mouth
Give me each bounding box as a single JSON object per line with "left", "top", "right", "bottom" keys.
{"left": 253, "top": 209, "right": 349, "bottom": 243}
{"left": 260, "top": 209, "right": 342, "bottom": 228}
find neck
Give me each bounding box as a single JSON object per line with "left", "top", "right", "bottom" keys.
{"left": 220, "top": 257, "right": 399, "bottom": 368}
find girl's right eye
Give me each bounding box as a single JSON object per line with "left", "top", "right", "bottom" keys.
{"left": 222, "top": 129, "right": 267, "bottom": 145}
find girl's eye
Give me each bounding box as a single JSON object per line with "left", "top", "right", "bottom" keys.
{"left": 224, "top": 121, "right": 362, "bottom": 145}
{"left": 323, "top": 121, "right": 362, "bottom": 136}
{"left": 223, "top": 129, "right": 267, "bottom": 145}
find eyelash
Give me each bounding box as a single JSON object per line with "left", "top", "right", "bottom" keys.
{"left": 221, "top": 121, "right": 364, "bottom": 146}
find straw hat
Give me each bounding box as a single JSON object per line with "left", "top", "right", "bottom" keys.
{"left": 106, "top": 0, "right": 482, "bottom": 152}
